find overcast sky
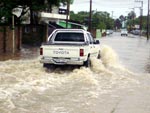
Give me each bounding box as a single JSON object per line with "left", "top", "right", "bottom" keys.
{"left": 70, "top": 0, "right": 148, "bottom": 18}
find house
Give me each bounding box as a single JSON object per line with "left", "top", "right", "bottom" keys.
{"left": 22, "top": 6, "right": 68, "bottom": 45}
{"left": 22, "top": 5, "right": 87, "bottom": 45}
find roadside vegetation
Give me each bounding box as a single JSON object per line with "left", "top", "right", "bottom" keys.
{"left": 70, "top": 11, "right": 114, "bottom": 31}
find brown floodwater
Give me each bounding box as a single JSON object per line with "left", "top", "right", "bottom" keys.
{"left": 0, "top": 46, "right": 40, "bottom": 61}
{"left": 0, "top": 33, "right": 150, "bottom": 113}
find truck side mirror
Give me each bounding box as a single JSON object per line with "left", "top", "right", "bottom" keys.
{"left": 94, "top": 40, "right": 100, "bottom": 44}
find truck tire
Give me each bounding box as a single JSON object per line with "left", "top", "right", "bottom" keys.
{"left": 97, "top": 51, "right": 101, "bottom": 59}
{"left": 43, "top": 63, "right": 55, "bottom": 69}
{"left": 43, "top": 63, "right": 49, "bottom": 68}
{"left": 83, "top": 57, "right": 91, "bottom": 67}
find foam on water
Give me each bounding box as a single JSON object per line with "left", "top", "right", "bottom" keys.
{"left": 0, "top": 45, "right": 143, "bottom": 113}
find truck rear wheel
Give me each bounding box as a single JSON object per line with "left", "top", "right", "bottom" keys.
{"left": 43, "top": 63, "right": 54, "bottom": 68}
{"left": 83, "top": 57, "right": 91, "bottom": 67}
{"left": 43, "top": 63, "right": 49, "bottom": 68}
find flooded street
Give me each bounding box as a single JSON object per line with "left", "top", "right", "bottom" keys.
{"left": 0, "top": 32, "right": 150, "bottom": 113}
{"left": 101, "top": 33, "right": 150, "bottom": 73}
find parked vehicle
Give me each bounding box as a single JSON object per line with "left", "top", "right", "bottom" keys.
{"left": 121, "top": 29, "right": 128, "bottom": 36}
{"left": 40, "top": 29, "right": 101, "bottom": 68}
{"left": 106, "top": 29, "right": 113, "bottom": 35}
{"left": 130, "top": 30, "right": 141, "bottom": 35}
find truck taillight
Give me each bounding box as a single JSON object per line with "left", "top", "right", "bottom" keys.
{"left": 40, "top": 48, "right": 43, "bottom": 55}
{"left": 80, "top": 49, "right": 84, "bottom": 56}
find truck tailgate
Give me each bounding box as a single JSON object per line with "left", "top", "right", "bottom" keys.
{"left": 42, "top": 45, "right": 82, "bottom": 58}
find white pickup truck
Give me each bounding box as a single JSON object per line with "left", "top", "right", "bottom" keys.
{"left": 40, "top": 29, "right": 101, "bottom": 68}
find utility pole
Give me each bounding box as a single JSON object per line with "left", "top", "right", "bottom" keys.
{"left": 88, "top": 0, "right": 92, "bottom": 32}
{"left": 12, "top": 15, "right": 15, "bottom": 54}
{"left": 135, "top": 0, "right": 143, "bottom": 36}
{"left": 140, "top": 1, "right": 143, "bottom": 35}
{"left": 12, "top": 7, "right": 23, "bottom": 54}
{"left": 147, "top": 0, "right": 150, "bottom": 40}
{"left": 66, "top": 0, "right": 70, "bottom": 28}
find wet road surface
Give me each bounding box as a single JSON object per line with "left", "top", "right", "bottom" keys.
{"left": 0, "top": 32, "right": 150, "bottom": 113}
{"left": 101, "top": 32, "right": 150, "bottom": 73}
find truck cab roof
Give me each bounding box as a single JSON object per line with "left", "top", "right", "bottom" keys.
{"left": 47, "top": 29, "right": 91, "bottom": 43}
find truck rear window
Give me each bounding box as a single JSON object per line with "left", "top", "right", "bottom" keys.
{"left": 54, "top": 32, "right": 84, "bottom": 42}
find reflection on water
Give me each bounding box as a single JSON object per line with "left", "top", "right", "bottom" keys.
{"left": 0, "top": 45, "right": 150, "bottom": 113}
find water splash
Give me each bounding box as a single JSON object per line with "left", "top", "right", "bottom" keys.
{"left": 100, "top": 45, "right": 119, "bottom": 67}
{"left": 0, "top": 45, "right": 143, "bottom": 113}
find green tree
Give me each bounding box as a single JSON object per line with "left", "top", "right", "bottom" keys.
{"left": 97, "top": 22, "right": 106, "bottom": 30}
{"left": 127, "top": 16, "right": 147, "bottom": 31}
{"left": 128, "top": 11, "right": 136, "bottom": 20}
{"left": 114, "top": 18, "right": 122, "bottom": 29}
{"left": 70, "top": 10, "right": 114, "bottom": 30}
